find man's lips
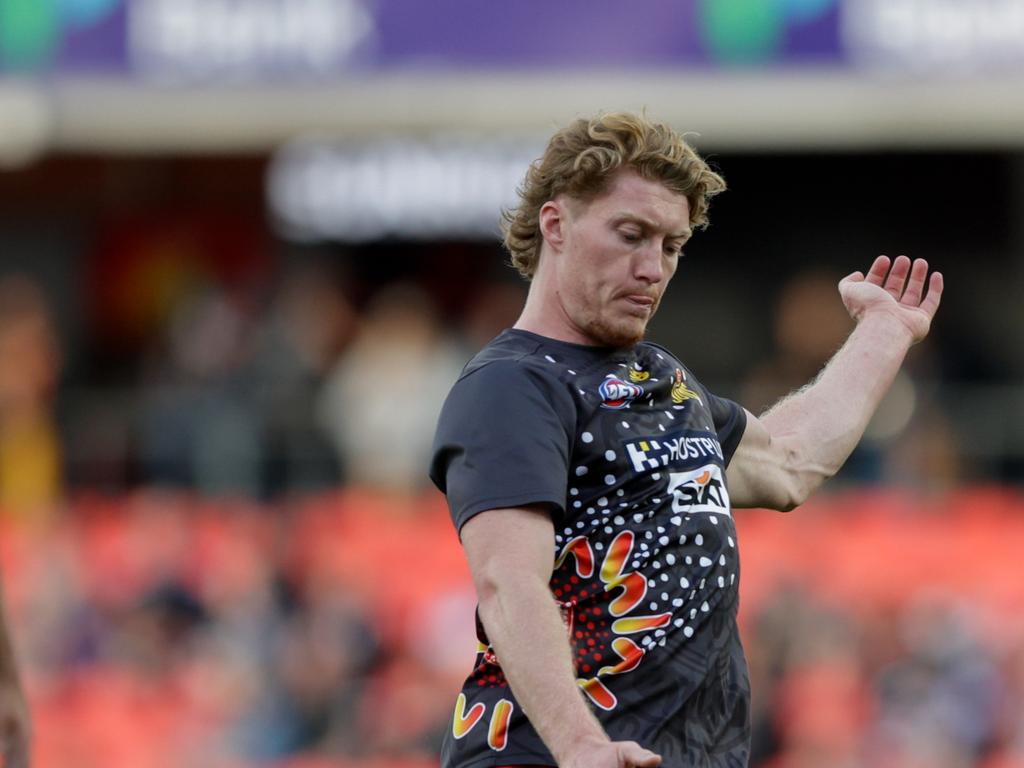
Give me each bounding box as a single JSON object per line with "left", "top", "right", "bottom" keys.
{"left": 621, "top": 294, "right": 656, "bottom": 311}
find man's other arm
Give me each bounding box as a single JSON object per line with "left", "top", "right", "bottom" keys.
{"left": 0, "top": 584, "right": 30, "bottom": 768}
{"left": 726, "top": 255, "right": 944, "bottom": 511}
{"left": 460, "top": 507, "right": 661, "bottom": 768}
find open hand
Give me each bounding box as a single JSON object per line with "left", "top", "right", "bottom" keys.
{"left": 839, "top": 255, "right": 943, "bottom": 343}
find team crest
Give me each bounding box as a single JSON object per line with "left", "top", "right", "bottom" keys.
{"left": 671, "top": 368, "right": 702, "bottom": 406}
{"left": 599, "top": 377, "right": 643, "bottom": 409}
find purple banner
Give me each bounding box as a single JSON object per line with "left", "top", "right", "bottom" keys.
{"left": 371, "top": 0, "right": 842, "bottom": 70}
{"left": 1, "top": 0, "right": 849, "bottom": 80}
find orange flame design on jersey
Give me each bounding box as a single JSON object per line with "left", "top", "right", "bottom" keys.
{"left": 487, "top": 699, "right": 514, "bottom": 751}
{"left": 600, "top": 530, "right": 634, "bottom": 583}
{"left": 600, "top": 531, "right": 648, "bottom": 617}
{"left": 612, "top": 614, "right": 673, "bottom": 635}
{"left": 573, "top": 530, "right": 673, "bottom": 710}
{"left": 577, "top": 676, "right": 618, "bottom": 710}
{"left": 554, "top": 535, "right": 595, "bottom": 578}
{"left": 599, "top": 637, "right": 645, "bottom": 676}
{"left": 452, "top": 692, "right": 486, "bottom": 739}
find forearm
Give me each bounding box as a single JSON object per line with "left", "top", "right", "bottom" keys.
{"left": 760, "top": 313, "right": 914, "bottom": 495}
{"left": 477, "top": 574, "right": 606, "bottom": 764}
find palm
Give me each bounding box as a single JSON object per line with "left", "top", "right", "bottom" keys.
{"left": 839, "top": 255, "right": 943, "bottom": 343}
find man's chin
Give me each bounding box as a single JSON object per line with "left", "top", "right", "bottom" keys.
{"left": 586, "top": 319, "right": 647, "bottom": 348}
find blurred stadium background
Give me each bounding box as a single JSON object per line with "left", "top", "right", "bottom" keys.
{"left": 2, "top": 1, "right": 1024, "bottom": 766}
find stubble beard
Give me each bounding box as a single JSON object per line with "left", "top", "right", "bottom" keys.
{"left": 579, "top": 305, "right": 652, "bottom": 348}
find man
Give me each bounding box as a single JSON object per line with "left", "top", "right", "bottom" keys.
{"left": 429, "top": 112, "right": 943, "bottom": 768}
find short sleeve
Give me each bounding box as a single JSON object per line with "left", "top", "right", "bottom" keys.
{"left": 429, "top": 360, "right": 576, "bottom": 532}
{"left": 707, "top": 393, "right": 747, "bottom": 467}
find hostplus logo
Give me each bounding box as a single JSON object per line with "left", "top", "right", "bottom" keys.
{"left": 697, "top": 0, "right": 838, "bottom": 63}
{"left": 0, "top": 0, "right": 120, "bottom": 70}
{"left": 625, "top": 429, "right": 724, "bottom": 474}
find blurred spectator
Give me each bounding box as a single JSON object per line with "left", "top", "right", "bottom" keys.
{"left": 741, "top": 270, "right": 886, "bottom": 484}
{"left": 249, "top": 584, "right": 379, "bottom": 758}
{"left": 458, "top": 280, "right": 528, "bottom": 353}
{"left": 247, "top": 262, "right": 356, "bottom": 495}
{"left": 740, "top": 270, "right": 854, "bottom": 416}
{"left": 984, "top": 642, "right": 1024, "bottom": 767}
{"left": 0, "top": 274, "right": 62, "bottom": 519}
{"left": 136, "top": 284, "right": 263, "bottom": 495}
{"left": 136, "top": 261, "right": 358, "bottom": 498}
{"left": 748, "top": 585, "right": 869, "bottom": 767}
{"left": 869, "top": 596, "right": 1003, "bottom": 768}
{"left": 884, "top": 398, "right": 966, "bottom": 493}
{"left": 318, "top": 283, "right": 464, "bottom": 494}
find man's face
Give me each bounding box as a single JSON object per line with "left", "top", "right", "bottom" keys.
{"left": 547, "top": 169, "right": 692, "bottom": 347}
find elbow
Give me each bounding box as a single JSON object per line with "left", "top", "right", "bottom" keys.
{"left": 774, "top": 486, "right": 805, "bottom": 513}
{"left": 779, "top": 491, "right": 812, "bottom": 513}
{"left": 472, "top": 564, "right": 552, "bottom": 639}
{"left": 776, "top": 495, "right": 801, "bottom": 513}
{"left": 473, "top": 559, "right": 548, "bottom": 607}
{"left": 472, "top": 561, "right": 506, "bottom": 606}
{"left": 777, "top": 465, "right": 836, "bottom": 512}
{"left": 473, "top": 569, "right": 506, "bottom": 636}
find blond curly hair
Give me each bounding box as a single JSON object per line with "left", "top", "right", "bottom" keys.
{"left": 502, "top": 112, "right": 726, "bottom": 279}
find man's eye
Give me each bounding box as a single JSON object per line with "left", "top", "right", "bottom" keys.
{"left": 620, "top": 230, "right": 642, "bottom": 243}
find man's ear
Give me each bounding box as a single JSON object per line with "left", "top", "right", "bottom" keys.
{"left": 538, "top": 200, "right": 567, "bottom": 252}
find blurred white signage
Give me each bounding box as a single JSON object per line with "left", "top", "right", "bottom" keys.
{"left": 267, "top": 137, "right": 544, "bottom": 242}
{"left": 128, "top": 0, "right": 373, "bottom": 81}
{"left": 844, "top": 0, "right": 1024, "bottom": 70}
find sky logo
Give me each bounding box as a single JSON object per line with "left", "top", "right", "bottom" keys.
{"left": 0, "top": 0, "right": 120, "bottom": 70}
{"left": 697, "top": 0, "right": 839, "bottom": 63}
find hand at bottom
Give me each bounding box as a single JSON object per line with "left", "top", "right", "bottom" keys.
{"left": 563, "top": 739, "right": 662, "bottom": 768}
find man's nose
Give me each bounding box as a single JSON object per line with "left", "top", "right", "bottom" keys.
{"left": 634, "top": 242, "right": 665, "bottom": 284}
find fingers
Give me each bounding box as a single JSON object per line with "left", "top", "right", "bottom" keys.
{"left": 865, "top": 254, "right": 940, "bottom": 312}
{"left": 883, "top": 254, "right": 912, "bottom": 298}
{"left": 900, "top": 257, "right": 929, "bottom": 305}
{"left": 919, "top": 270, "right": 944, "bottom": 319}
{"left": 621, "top": 742, "right": 662, "bottom": 767}
{"left": 630, "top": 756, "right": 662, "bottom": 768}
{"left": 864, "top": 255, "right": 891, "bottom": 286}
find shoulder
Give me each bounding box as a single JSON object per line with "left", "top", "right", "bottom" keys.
{"left": 454, "top": 331, "right": 579, "bottom": 398}
{"left": 437, "top": 333, "right": 582, "bottom": 438}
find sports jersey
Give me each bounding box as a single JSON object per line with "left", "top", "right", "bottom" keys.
{"left": 429, "top": 329, "right": 750, "bottom": 768}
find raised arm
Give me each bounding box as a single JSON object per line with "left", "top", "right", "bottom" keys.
{"left": 460, "top": 507, "right": 661, "bottom": 768}
{"left": 726, "top": 255, "right": 944, "bottom": 510}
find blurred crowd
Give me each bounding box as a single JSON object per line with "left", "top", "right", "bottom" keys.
{"left": 3, "top": 488, "right": 1024, "bottom": 768}
{"left": 3, "top": 489, "right": 476, "bottom": 767}
{"left": 0, "top": 259, "right": 530, "bottom": 510}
